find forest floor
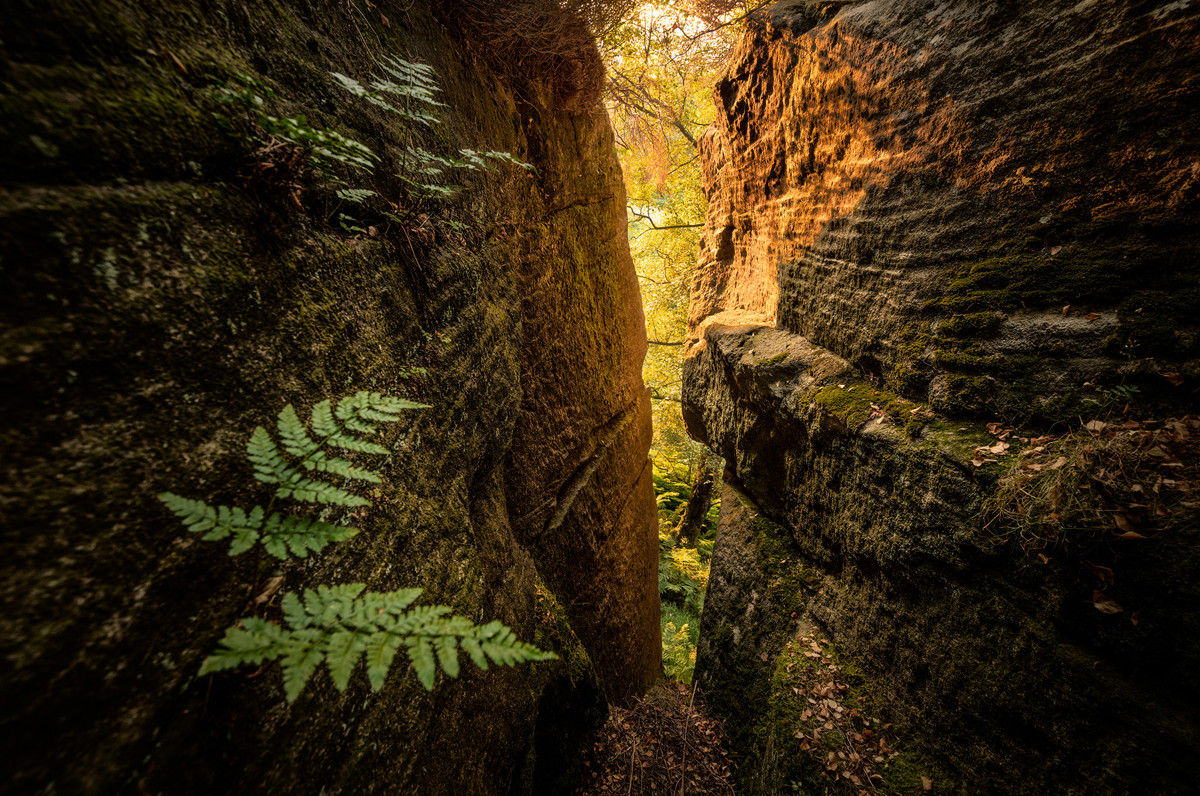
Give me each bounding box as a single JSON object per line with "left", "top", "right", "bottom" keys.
{"left": 577, "top": 680, "right": 737, "bottom": 795}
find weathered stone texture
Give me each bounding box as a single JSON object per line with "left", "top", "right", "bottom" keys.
{"left": 691, "top": 0, "right": 1200, "bottom": 420}
{"left": 686, "top": 320, "right": 1200, "bottom": 793}
{"left": 0, "top": 1, "right": 657, "bottom": 792}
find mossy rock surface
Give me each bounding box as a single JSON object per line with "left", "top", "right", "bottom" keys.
{"left": 0, "top": 1, "right": 657, "bottom": 792}
{"left": 684, "top": 320, "right": 1200, "bottom": 794}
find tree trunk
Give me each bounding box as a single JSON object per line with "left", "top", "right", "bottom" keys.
{"left": 675, "top": 457, "right": 716, "bottom": 547}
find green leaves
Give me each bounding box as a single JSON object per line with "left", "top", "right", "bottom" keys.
{"left": 159, "top": 492, "right": 357, "bottom": 558}
{"left": 331, "top": 57, "right": 445, "bottom": 128}
{"left": 215, "top": 74, "right": 378, "bottom": 175}
{"left": 163, "top": 391, "right": 423, "bottom": 557}
{"left": 246, "top": 392, "right": 426, "bottom": 507}
{"left": 202, "top": 585, "right": 557, "bottom": 701}
{"left": 166, "top": 390, "right": 553, "bottom": 702}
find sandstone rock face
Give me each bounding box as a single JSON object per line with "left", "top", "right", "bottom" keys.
{"left": 686, "top": 320, "right": 1200, "bottom": 793}
{"left": 686, "top": 2, "right": 1200, "bottom": 791}
{"left": 0, "top": 1, "right": 657, "bottom": 792}
{"left": 691, "top": 0, "right": 1199, "bottom": 420}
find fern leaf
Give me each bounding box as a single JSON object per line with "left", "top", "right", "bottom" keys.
{"left": 281, "top": 642, "right": 324, "bottom": 703}
{"left": 260, "top": 514, "right": 358, "bottom": 559}
{"left": 278, "top": 477, "right": 368, "bottom": 507}
{"left": 277, "top": 405, "right": 321, "bottom": 460}
{"left": 434, "top": 636, "right": 460, "bottom": 679}
{"left": 247, "top": 426, "right": 293, "bottom": 486}
{"left": 326, "top": 628, "right": 367, "bottom": 691}
{"left": 282, "top": 591, "right": 309, "bottom": 629}
{"left": 202, "top": 585, "right": 553, "bottom": 701}
{"left": 407, "top": 637, "right": 437, "bottom": 691}
{"left": 311, "top": 399, "right": 390, "bottom": 455}
{"left": 160, "top": 494, "right": 267, "bottom": 556}
{"left": 365, "top": 630, "right": 404, "bottom": 691}
{"left": 305, "top": 451, "right": 382, "bottom": 483}
{"left": 461, "top": 637, "right": 488, "bottom": 670}
{"left": 159, "top": 493, "right": 218, "bottom": 531}
{"left": 200, "top": 618, "right": 283, "bottom": 674}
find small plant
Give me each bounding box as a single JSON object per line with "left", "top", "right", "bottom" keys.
{"left": 332, "top": 56, "right": 534, "bottom": 200}
{"left": 661, "top": 605, "right": 698, "bottom": 683}
{"left": 215, "top": 74, "right": 378, "bottom": 178}
{"left": 162, "top": 392, "right": 555, "bottom": 701}
{"left": 1082, "top": 383, "right": 1140, "bottom": 415}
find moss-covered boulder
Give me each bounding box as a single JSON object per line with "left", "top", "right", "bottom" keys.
{"left": 0, "top": 1, "right": 657, "bottom": 792}
{"left": 685, "top": 320, "right": 1200, "bottom": 793}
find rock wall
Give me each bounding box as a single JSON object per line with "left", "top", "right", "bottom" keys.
{"left": 691, "top": 0, "right": 1199, "bottom": 419}
{"left": 0, "top": 1, "right": 658, "bottom": 792}
{"left": 685, "top": 1, "right": 1200, "bottom": 793}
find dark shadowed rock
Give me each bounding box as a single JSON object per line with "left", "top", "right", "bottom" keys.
{"left": 0, "top": 1, "right": 658, "bottom": 792}
{"left": 687, "top": 319, "right": 1200, "bottom": 793}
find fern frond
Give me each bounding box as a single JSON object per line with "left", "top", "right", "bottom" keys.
{"left": 159, "top": 493, "right": 264, "bottom": 555}
{"left": 246, "top": 424, "right": 370, "bottom": 507}
{"left": 260, "top": 514, "right": 358, "bottom": 559}
{"left": 334, "top": 391, "right": 429, "bottom": 436}
{"left": 335, "top": 188, "right": 376, "bottom": 205}
{"left": 161, "top": 493, "right": 357, "bottom": 559}
{"left": 202, "top": 585, "right": 555, "bottom": 701}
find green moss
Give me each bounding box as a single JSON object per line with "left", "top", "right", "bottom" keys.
{"left": 761, "top": 351, "right": 789, "bottom": 365}
{"left": 886, "top": 326, "right": 932, "bottom": 399}
{"left": 811, "top": 384, "right": 878, "bottom": 429}
{"left": 747, "top": 633, "right": 946, "bottom": 794}
{"left": 531, "top": 583, "right": 595, "bottom": 686}
{"left": 935, "top": 251, "right": 1134, "bottom": 314}
{"left": 810, "top": 383, "right": 931, "bottom": 438}
{"left": 931, "top": 349, "right": 990, "bottom": 371}
{"left": 932, "top": 373, "right": 993, "bottom": 416}
{"left": 935, "top": 311, "right": 1002, "bottom": 339}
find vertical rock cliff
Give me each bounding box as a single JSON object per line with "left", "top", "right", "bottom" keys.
{"left": 0, "top": 1, "right": 658, "bottom": 792}
{"left": 685, "top": 1, "right": 1200, "bottom": 793}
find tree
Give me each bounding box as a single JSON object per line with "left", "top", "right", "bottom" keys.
{"left": 600, "top": 3, "right": 758, "bottom": 487}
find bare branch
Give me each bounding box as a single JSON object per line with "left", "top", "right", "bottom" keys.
{"left": 628, "top": 207, "right": 704, "bottom": 231}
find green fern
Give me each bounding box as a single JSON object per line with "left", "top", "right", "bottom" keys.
{"left": 159, "top": 493, "right": 357, "bottom": 558}
{"left": 160, "top": 391, "right": 423, "bottom": 557}
{"left": 163, "top": 390, "right": 556, "bottom": 700}
{"left": 215, "top": 75, "right": 378, "bottom": 174}
{"left": 331, "top": 58, "right": 533, "bottom": 202}
{"left": 200, "top": 584, "right": 556, "bottom": 701}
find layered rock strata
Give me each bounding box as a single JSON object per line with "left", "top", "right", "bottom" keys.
{"left": 687, "top": 319, "right": 1200, "bottom": 793}
{"left": 686, "top": 1, "right": 1200, "bottom": 792}
{"left": 0, "top": 1, "right": 658, "bottom": 792}
{"left": 691, "top": 0, "right": 1200, "bottom": 420}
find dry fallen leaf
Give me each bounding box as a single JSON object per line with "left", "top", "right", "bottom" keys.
{"left": 254, "top": 575, "right": 285, "bottom": 605}
{"left": 922, "top": 775, "right": 933, "bottom": 791}
{"left": 1115, "top": 530, "right": 1148, "bottom": 540}
{"left": 1050, "top": 245, "right": 1062, "bottom": 256}
{"left": 1049, "top": 456, "right": 1069, "bottom": 470}
{"left": 1062, "top": 304, "right": 1071, "bottom": 316}
{"left": 1085, "top": 312, "right": 1102, "bottom": 322}
{"left": 1085, "top": 420, "right": 1107, "bottom": 432}
{"left": 1162, "top": 372, "right": 1184, "bottom": 386}
{"left": 1092, "top": 591, "right": 1123, "bottom": 614}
